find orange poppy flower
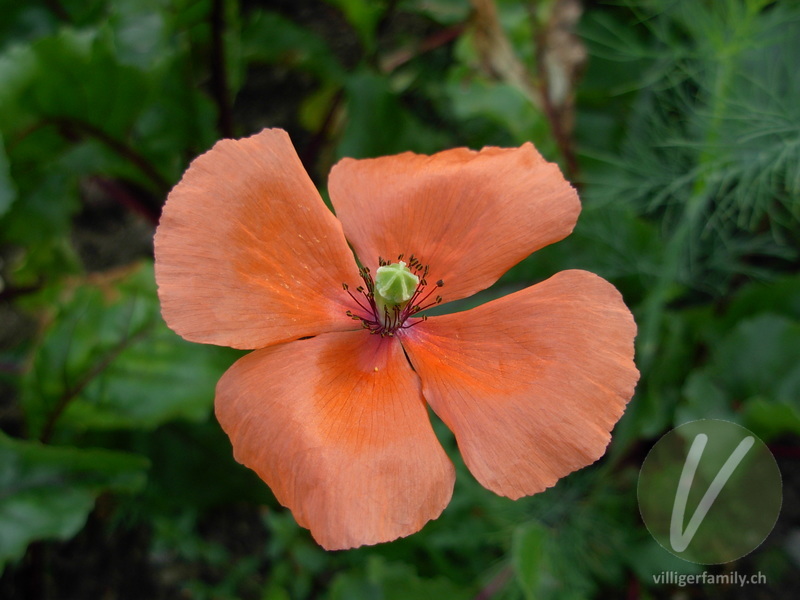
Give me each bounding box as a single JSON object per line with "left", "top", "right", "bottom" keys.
{"left": 154, "top": 128, "right": 639, "bottom": 550}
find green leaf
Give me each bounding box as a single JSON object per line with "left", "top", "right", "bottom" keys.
{"left": 679, "top": 313, "right": 800, "bottom": 440}
{"left": 712, "top": 314, "right": 800, "bottom": 401}
{"left": 512, "top": 520, "right": 549, "bottom": 599}
{"left": 28, "top": 28, "right": 150, "bottom": 138}
{"left": 624, "top": 538, "right": 703, "bottom": 584}
{"left": 0, "top": 41, "right": 38, "bottom": 132}
{"left": 59, "top": 0, "right": 107, "bottom": 24}
{"left": 133, "top": 53, "right": 218, "bottom": 175}
{"left": 0, "top": 24, "right": 171, "bottom": 199}
{"left": 106, "top": 0, "right": 172, "bottom": 69}
{"left": 337, "top": 69, "right": 448, "bottom": 159}
{"left": 511, "top": 476, "right": 635, "bottom": 600}
{"left": 241, "top": 10, "right": 345, "bottom": 82}
{"left": 399, "top": 0, "right": 471, "bottom": 26}
{"left": 676, "top": 371, "right": 736, "bottom": 425}
{"left": 0, "top": 432, "right": 148, "bottom": 572}
{"left": 723, "top": 273, "right": 800, "bottom": 324}
{"left": 0, "top": 4, "right": 57, "bottom": 51}
{"left": 329, "top": 555, "right": 472, "bottom": 600}
{"left": 742, "top": 397, "right": 800, "bottom": 441}
{"left": 0, "top": 132, "right": 15, "bottom": 216}
{"left": 445, "top": 73, "right": 550, "bottom": 148}
{"left": 22, "top": 262, "right": 239, "bottom": 438}
{"left": 323, "top": 0, "right": 384, "bottom": 52}
{"left": 512, "top": 516, "right": 600, "bottom": 600}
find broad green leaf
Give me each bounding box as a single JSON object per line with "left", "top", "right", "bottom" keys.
{"left": 136, "top": 420, "right": 271, "bottom": 514}
{"left": 329, "top": 555, "right": 472, "bottom": 600}
{"left": 742, "top": 398, "right": 800, "bottom": 441}
{"left": 0, "top": 41, "right": 38, "bottom": 132}
{"left": 299, "top": 83, "right": 341, "bottom": 132}
{"left": 717, "top": 315, "right": 800, "bottom": 439}
{"left": 502, "top": 203, "right": 663, "bottom": 300}
{"left": 28, "top": 28, "right": 150, "bottom": 139}
{"left": 624, "top": 538, "right": 703, "bottom": 584}
{"left": 511, "top": 517, "right": 598, "bottom": 600}
{"left": 0, "top": 3, "right": 57, "bottom": 51}
{"left": 241, "top": 10, "right": 345, "bottom": 82}
{"left": 323, "top": 0, "right": 384, "bottom": 52}
{"left": 337, "top": 69, "right": 447, "bottom": 159}
{"left": 106, "top": 0, "right": 172, "bottom": 69}
{"left": 59, "top": 0, "right": 107, "bottom": 24}
{"left": 133, "top": 53, "right": 218, "bottom": 175}
{"left": 712, "top": 314, "right": 800, "bottom": 401}
{"left": 0, "top": 432, "right": 148, "bottom": 572}
{"left": 0, "top": 133, "right": 15, "bottom": 216}
{"left": 445, "top": 73, "right": 550, "bottom": 148}
{"left": 675, "top": 371, "right": 736, "bottom": 425}
{"left": 0, "top": 25, "right": 171, "bottom": 199}
{"left": 678, "top": 314, "right": 800, "bottom": 440}
{"left": 22, "top": 262, "right": 238, "bottom": 438}
{"left": 0, "top": 168, "right": 82, "bottom": 287}
{"left": 512, "top": 520, "right": 549, "bottom": 600}
{"left": 511, "top": 476, "right": 634, "bottom": 600}
{"left": 261, "top": 510, "right": 329, "bottom": 600}
{"left": 724, "top": 273, "right": 800, "bottom": 324}
{"left": 399, "top": 0, "right": 471, "bottom": 26}
{"left": 261, "top": 583, "right": 291, "bottom": 600}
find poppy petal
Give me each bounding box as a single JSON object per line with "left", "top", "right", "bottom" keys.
{"left": 215, "top": 331, "right": 455, "bottom": 550}
{"left": 155, "top": 128, "right": 360, "bottom": 349}
{"left": 328, "top": 144, "right": 580, "bottom": 305}
{"left": 401, "top": 270, "right": 638, "bottom": 499}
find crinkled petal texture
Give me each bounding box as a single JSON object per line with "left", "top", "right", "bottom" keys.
{"left": 215, "top": 331, "right": 455, "bottom": 550}
{"left": 155, "top": 129, "right": 360, "bottom": 349}
{"left": 401, "top": 270, "right": 639, "bottom": 499}
{"left": 329, "top": 144, "right": 580, "bottom": 305}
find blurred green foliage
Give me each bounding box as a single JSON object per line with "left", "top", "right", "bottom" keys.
{"left": 0, "top": 0, "right": 798, "bottom": 598}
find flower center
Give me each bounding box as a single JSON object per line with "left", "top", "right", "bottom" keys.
{"left": 343, "top": 254, "right": 444, "bottom": 336}
{"left": 374, "top": 260, "right": 418, "bottom": 319}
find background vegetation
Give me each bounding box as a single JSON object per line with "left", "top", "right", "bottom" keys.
{"left": 1, "top": 0, "right": 798, "bottom": 598}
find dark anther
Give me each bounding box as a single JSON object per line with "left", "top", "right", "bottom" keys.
{"left": 344, "top": 255, "right": 443, "bottom": 336}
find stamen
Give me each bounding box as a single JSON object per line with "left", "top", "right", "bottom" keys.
{"left": 342, "top": 257, "right": 444, "bottom": 337}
